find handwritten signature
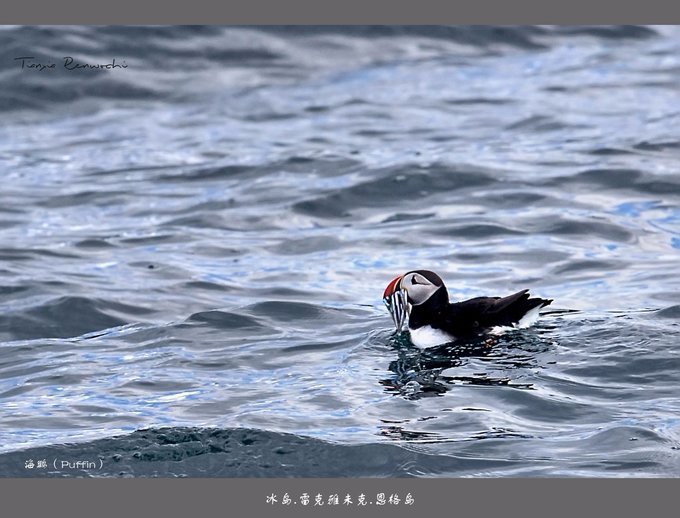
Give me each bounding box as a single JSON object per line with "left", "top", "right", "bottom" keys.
{"left": 14, "top": 56, "right": 128, "bottom": 71}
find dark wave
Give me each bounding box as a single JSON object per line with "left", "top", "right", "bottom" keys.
{"left": 293, "top": 164, "right": 495, "bottom": 219}
{"left": 0, "top": 422, "right": 672, "bottom": 478}
{"left": 655, "top": 305, "right": 680, "bottom": 319}
{"left": 552, "top": 168, "right": 680, "bottom": 196}
{"left": 185, "top": 310, "right": 267, "bottom": 330}
{"left": 0, "top": 296, "right": 154, "bottom": 341}
{"left": 0, "top": 426, "right": 523, "bottom": 478}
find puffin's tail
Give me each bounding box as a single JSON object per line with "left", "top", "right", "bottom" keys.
{"left": 490, "top": 289, "right": 552, "bottom": 328}
{"left": 515, "top": 293, "right": 552, "bottom": 328}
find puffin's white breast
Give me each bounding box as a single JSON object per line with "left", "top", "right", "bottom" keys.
{"left": 409, "top": 325, "right": 455, "bottom": 349}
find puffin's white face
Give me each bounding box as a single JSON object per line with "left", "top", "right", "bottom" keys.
{"left": 401, "top": 271, "right": 441, "bottom": 306}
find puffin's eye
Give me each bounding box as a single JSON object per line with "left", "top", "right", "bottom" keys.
{"left": 411, "top": 276, "right": 419, "bottom": 285}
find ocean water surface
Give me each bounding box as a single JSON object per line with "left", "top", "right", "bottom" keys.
{"left": 0, "top": 25, "right": 679, "bottom": 477}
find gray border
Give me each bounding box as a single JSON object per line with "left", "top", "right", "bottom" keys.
{"left": 1, "top": 0, "right": 680, "bottom": 23}
{"left": 1, "top": 478, "right": 679, "bottom": 517}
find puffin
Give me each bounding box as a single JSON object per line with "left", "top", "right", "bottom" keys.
{"left": 383, "top": 270, "right": 552, "bottom": 349}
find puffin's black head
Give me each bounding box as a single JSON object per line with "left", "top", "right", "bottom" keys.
{"left": 383, "top": 269, "right": 448, "bottom": 307}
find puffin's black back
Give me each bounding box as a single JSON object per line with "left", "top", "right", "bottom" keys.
{"left": 409, "top": 286, "right": 552, "bottom": 337}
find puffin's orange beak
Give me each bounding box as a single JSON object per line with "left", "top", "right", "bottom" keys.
{"left": 383, "top": 274, "right": 403, "bottom": 300}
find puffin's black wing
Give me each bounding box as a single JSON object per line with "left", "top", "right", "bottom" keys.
{"left": 442, "top": 289, "right": 552, "bottom": 335}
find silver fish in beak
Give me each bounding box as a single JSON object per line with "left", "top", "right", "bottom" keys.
{"left": 382, "top": 275, "right": 410, "bottom": 331}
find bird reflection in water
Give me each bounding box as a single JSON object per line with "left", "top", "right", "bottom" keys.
{"left": 380, "top": 330, "right": 555, "bottom": 400}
